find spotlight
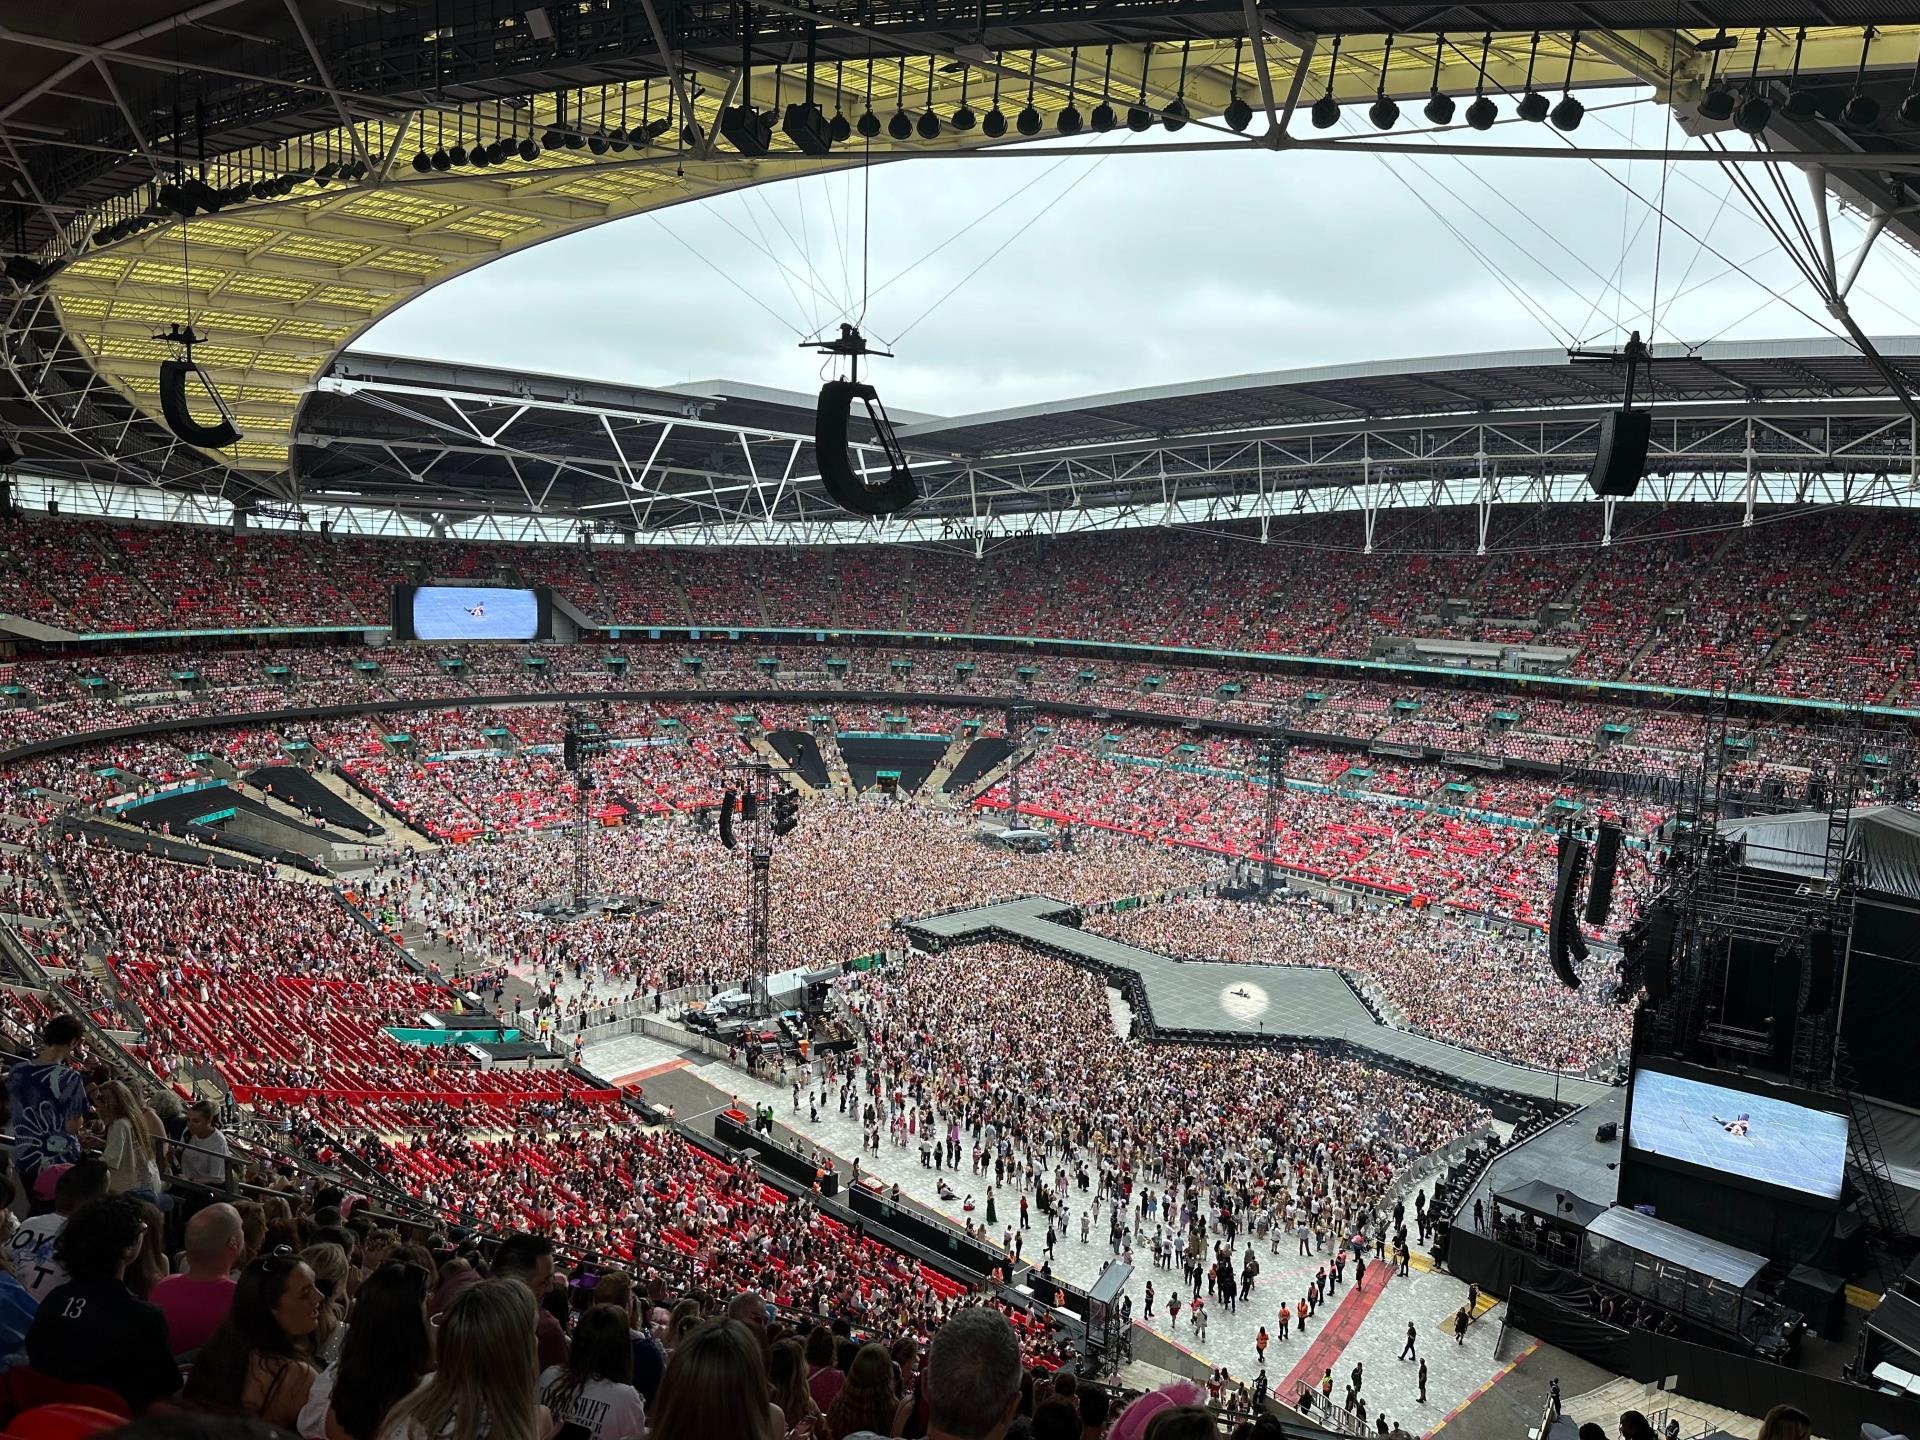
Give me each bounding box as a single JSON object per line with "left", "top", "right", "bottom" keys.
{"left": 1057, "top": 103, "right": 1082, "bottom": 134}
{"left": 1016, "top": 103, "right": 1041, "bottom": 135}
{"left": 1551, "top": 93, "right": 1586, "bottom": 130}
{"left": 518, "top": 139, "right": 540, "bottom": 160}
{"left": 1224, "top": 95, "right": 1253, "bottom": 132}
{"left": 643, "top": 116, "right": 672, "bottom": 143}
{"left": 1091, "top": 100, "right": 1116, "bottom": 131}
{"left": 950, "top": 103, "right": 976, "bottom": 131}
{"left": 1310, "top": 93, "right": 1340, "bottom": 128}
{"left": 856, "top": 107, "right": 880, "bottom": 138}
{"left": 470, "top": 143, "right": 491, "bottom": 168}
{"left": 1734, "top": 93, "right": 1771, "bottom": 133}
{"left": 1465, "top": 94, "right": 1497, "bottom": 130}
{"left": 1162, "top": 96, "right": 1188, "bottom": 131}
{"left": 1843, "top": 91, "right": 1880, "bottom": 126}
{"left": 887, "top": 108, "right": 912, "bottom": 140}
{"left": 314, "top": 162, "right": 340, "bottom": 184}
{"left": 916, "top": 108, "right": 941, "bottom": 139}
{"left": 1368, "top": 94, "right": 1399, "bottom": 129}
{"left": 543, "top": 127, "right": 565, "bottom": 150}
{"left": 564, "top": 129, "right": 585, "bottom": 149}
{"left": 1517, "top": 89, "right": 1549, "bottom": 122}
{"left": 1783, "top": 87, "right": 1818, "bottom": 119}
{"left": 488, "top": 140, "right": 511, "bottom": 163}
{"left": 1424, "top": 92, "right": 1455, "bottom": 124}
{"left": 681, "top": 123, "right": 703, "bottom": 148}
{"left": 1698, "top": 85, "right": 1735, "bottom": 122}
{"left": 983, "top": 106, "right": 1007, "bottom": 138}
{"left": 609, "top": 126, "right": 629, "bottom": 152}
{"left": 1904, "top": 90, "right": 1920, "bottom": 124}
{"left": 1125, "top": 102, "right": 1152, "bottom": 132}
{"left": 587, "top": 130, "right": 608, "bottom": 154}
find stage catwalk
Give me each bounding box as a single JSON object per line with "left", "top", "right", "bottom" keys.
{"left": 906, "top": 896, "right": 1614, "bottom": 1107}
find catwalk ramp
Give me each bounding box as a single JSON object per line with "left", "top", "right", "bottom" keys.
{"left": 904, "top": 896, "right": 1613, "bottom": 1109}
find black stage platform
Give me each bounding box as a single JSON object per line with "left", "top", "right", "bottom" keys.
{"left": 904, "top": 896, "right": 1613, "bottom": 1108}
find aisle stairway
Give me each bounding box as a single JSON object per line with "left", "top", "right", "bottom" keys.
{"left": 746, "top": 734, "right": 820, "bottom": 797}
{"left": 953, "top": 737, "right": 1046, "bottom": 807}
{"left": 311, "top": 770, "right": 438, "bottom": 852}
{"left": 918, "top": 732, "right": 973, "bottom": 806}
{"left": 816, "top": 731, "right": 856, "bottom": 798}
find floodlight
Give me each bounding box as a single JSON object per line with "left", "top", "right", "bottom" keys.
{"left": 1842, "top": 92, "right": 1880, "bottom": 126}
{"left": 1057, "top": 104, "right": 1082, "bottom": 134}
{"left": 1224, "top": 95, "right": 1253, "bottom": 131}
{"left": 1310, "top": 94, "right": 1339, "bottom": 128}
{"left": 1162, "top": 97, "right": 1188, "bottom": 131}
{"left": 1368, "top": 95, "right": 1399, "bottom": 129}
{"left": 1016, "top": 103, "right": 1041, "bottom": 135}
{"left": 1551, "top": 93, "right": 1585, "bottom": 130}
{"left": 887, "top": 108, "right": 912, "bottom": 140}
{"left": 1734, "top": 94, "right": 1770, "bottom": 133}
{"left": 1698, "top": 85, "right": 1735, "bottom": 122}
{"left": 983, "top": 106, "right": 1007, "bottom": 138}
{"left": 857, "top": 108, "right": 881, "bottom": 138}
{"left": 950, "top": 104, "right": 976, "bottom": 131}
{"left": 1517, "top": 89, "right": 1549, "bottom": 122}
{"left": 1465, "top": 94, "right": 1496, "bottom": 130}
{"left": 1091, "top": 100, "right": 1116, "bottom": 131}
{"left": 1423, "top": 92, "right": 1455, "bottom": 124}
{"left": 916, "top": 109, "right": 941, "bottom": 139}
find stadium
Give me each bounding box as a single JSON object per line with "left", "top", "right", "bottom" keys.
{"left": 5, "top": 4, "right": 1920, "bottom": 1440}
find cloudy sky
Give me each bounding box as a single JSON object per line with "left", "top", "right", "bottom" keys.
{"left": 362, "top": 91, "right": 1920, "bottom": 417}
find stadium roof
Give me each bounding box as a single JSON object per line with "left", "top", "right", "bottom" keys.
{"left": 2, "top": 4, "right": 1919, "bottom": 509}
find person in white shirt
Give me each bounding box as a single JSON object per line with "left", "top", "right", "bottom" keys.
{"left": 176, "top": 1102, "right": 231, "bottom": 1189}
{"left": 7, "top": 1160, "right": 109, "bottom": 1302}
{"left": 538, "top": 1306, "right": 645, "bottom": 1440}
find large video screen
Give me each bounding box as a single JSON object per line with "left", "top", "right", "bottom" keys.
{"left": 400, "top": 586, "right": 541, "bottom": 641}
{"left": 1626, "top": 1065, "right": 1849, "bottom": 1201}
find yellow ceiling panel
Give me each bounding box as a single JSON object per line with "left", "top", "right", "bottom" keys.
{"left": 221, "top": 273, "right": 319, "bottom": 303}
{"left": 272, "top": 319, "right": 357, "bottom": 343}
{"left": 444, "top": 209, "right": 540, "bottom": 240}
{"left": 334, "top": 192, "right": 462, "bottom": 227}
{"left": 265, "top": 235, "right": 380, "bottom": 266}
{"left": 128, "top": 260, "right": 201, "bottom": 288}
{"left": 177, "top": 220, "right": 277, "bottom": 250}
{"left": 56, "top": 295, "right": 109, "bottom": 318}
{"left": 362, "top": 248, "right": 448, "bottom": 275}
{"left": 236, "top": 387, "right": 301, "bottom": 406}
{"left": 93, "top": 337, "right": 174, "bottom": 362}
{"left": 312, "top": 284, "right": 388, "bottom": 310}
{"left": 65, "top": 255, "right": 130, "bottom": 281}
{"left": 231, "top": 440, "right": 292, "bottom": 462}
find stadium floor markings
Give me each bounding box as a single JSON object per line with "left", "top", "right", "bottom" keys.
{"left": 1425, "top": 1340, "right": 1539, "bottom": 1437}
{"left": 609, "top": 1057, "right": 690, "bottom": 1086}
{"left": 1279, "top": 1257, "right": 1394, "bottom": 1395}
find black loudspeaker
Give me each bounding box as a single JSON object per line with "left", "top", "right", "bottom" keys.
{"left": 158, "top": 359, "right": 244, "bottom": 448}
{"left": 1596, "top": 1121, "right": 1619, "bottom": 1143}
{"left": 0, "top": 479, "right": 13, "bottom": 520}
{"left": 1585, "top": 821, "right": 1623, "bottom": 926}
{"left": 1587, "top": 407, "right": 1652, "bottom": 497}
{"left": 719, "top": 790, "right": 737, "bottom": 850}
{"left": 0, "top": 431, "right": 18, "bottom": 471}
{"left": 1628, "top": 896, "right": 1679, "bottom": 1002}
{"left": 815, "top": 380, "right": 917, "bottom": 517}
{"left": 562, "top": 730, "right": 582, "bottom": 772}
{"left": 1805, "top": 927, "right": 1836, "bottom": 1014}
{"left": 1548, "top": 835, "right": 1590, "bottom": 988}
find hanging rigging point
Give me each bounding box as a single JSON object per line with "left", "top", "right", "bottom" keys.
{"left": 806, "top": 323, "right": 917, "bottom": 518}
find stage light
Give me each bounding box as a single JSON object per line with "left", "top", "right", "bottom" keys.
{"left": 983, "top": 106, "right": 1007, "bottom": 138}
{"left": 1016, "top": 103, "right": 1041, "bottom": 135}
{"left": 587, "top": 130, "right": 608, "bottom": 154}
{"left": 1162, "top": 96, "right": 1188, "bottom": 131}
{"left": 564, "top": 129, "right": 585, "bottom": 149}
{"left": 470, "top": 142, "right": 492, "bottom": 167}
{"left": 430, "top": 145, "right": 451, "bottom": 170}
{"left": 449, "top": 137, "right": 468, "bottom": 166}
{"left": 1698, "top": 84, "right": 1735, "bottom": 122}
{"left": 1368, "top": 94, "right": 1399, "bottom": 129}
{"left": 887, "top": 108, "right": 912, "bottom": 140}
{"left": 1057, "top": 103, "right": 1082, "bottom": 134}
{"left": 543, "top": 127, "right": 565, "bottom": 150}
{"left": 1904, "top": 90, "right": 1920, "bottom": 124}
{"left": 857, "top": 108, "right": 880, "bottom": 138}
{"left": 157, "top": 183, "right": 187, "bottom": 213}
{"left": 1123, "top": 100, "right": 1150, "bottom": 131}
{"left": 1424, "top": 92, "right": 1455, "bottom": 124}
{"left": 1517, "top": 89, "right": 1549, "bottom": 122}
{"left": 1734, "top": 93, "right": 1771, "bottom": 133}
{"left": 1783, "top": 87, "right": 1818, "bottom": 118}
{"left": 1465, "top": 93, "right": 1496, "bottom": 130}
{"left": 1843, "top": 91, "right": 1880, "bottom": 126}
{"left": 519, "top": 138, "right": 540, "bottom": 160}
{"left": 917, "top": 108, "right": 941, "bottom": 139}
{"left": 951, "top": 103, "right": 976, "bottom": 130}
{"left": 1225, "top": 95, "right": 1253, "bottom": 131}
{"left": 1551, "top": 93, "right": 1585, "bottom": 130}
{"left": 1310, "top": 93, "right": 1340, "bottom": 128}
{"left": 830, "top": 110, "right": 853, "bottom": 141}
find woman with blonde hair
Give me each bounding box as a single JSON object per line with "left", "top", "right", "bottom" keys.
{"left": 301, "top": 1241, "right": 352, "bottom": 1365}
{"left": 663, "top": 1298, "right": 703, "bottom": 1352}
{"left": 99, "top": 1081, "right": 164, "bottom": 1200}
{"left": 649, "top": 1319, "right": 777, "bottom": 1440}
{"left": 380, "top": 1279, "right": 550, "bottom": 1440}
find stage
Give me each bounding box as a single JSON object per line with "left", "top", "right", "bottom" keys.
{"left": 905, "top": 896, "right": 1615, "bottom": 1108}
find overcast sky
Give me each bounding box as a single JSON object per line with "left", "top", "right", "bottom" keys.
{"left": 361, "top": 92, "right": 1920, "bottom": 417}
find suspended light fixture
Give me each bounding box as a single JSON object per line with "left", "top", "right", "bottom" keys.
{"left": 1092, "top": 46, "right": 1117, "bottom": 131}
{"left": 917, "top": 59, "right": 941, "bottom": 138}
{"left": 1842, "top": 27, "right": 1881, "bottom": 126}
{"left": 1057, "top": 50, "right": 1082, "bottom": 134}
{"left": 609, "top": 86, "right": 631, "bottom": 151}
{"left": 1464, "top": 32, "right": 1497, "bottom": 130}
{"left": 1310, "top": 35, "right": 1343, "bottom": 128}
{"left": 1515, "top": 33, "right": 1550, "bottom": 121}
{"left": 858, "top": 59, "right": 882, "bottom": 137}
{"left": 1016, "top": 50, "right": 1043, "bottom": 135}
{"left": 1697, "top": 30, "right": 1736, "bottom": 122}
{"left": 1783, "top": 28, "right": 1818, "bottom": 119}
{"left": 983, "top": 56, "right": 1008, "bottom": 137}
{"left": 1224, "top": 37, "right": 1253, "bottom": 132}
{"left": 543, "top": 88, "right": 567, "bottom": 149}
{"left": 1162, "top": 41, "right": 1191, "bottom": 130}
{"left": 430, "top": 108, "right": 451, "bottom": 169}
{"left": 950, "top": 63, "right": 977, "bottom": 129}
{"left": 449, "top": 104, "right": 470, "bottom": 165}
{"left": 1368, "top": 35, "right": 1400, "bottom": 129}
{"left": 1551, "top": 31, "right": 1585, "bottom": 130}
{"left": 1732, "top": 30, "right": 1770, "bottom": 135}
{"left": 1126, "top": 44, "right": 1154, "bottom": 131}
{"left": 887, "top": 57, "right": 913, "bottom": 139}
{"left": 1423, "top": 34, "right": 1455, "bottom": 124}
{"left": 1902, "top": 38, "right": 1920, "bottom": 123}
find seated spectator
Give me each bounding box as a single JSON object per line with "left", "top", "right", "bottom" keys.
{"left": 583, "top": 1271, "right": 664, "bottom": 1406}
{"left": 23, "top": 1194, "right": 180, "bottom": 1412}
{"left": 308, "top": 1260, "right": 433, "bottom": 1440}
{"left": 150, "top": 1202, "right": 243, "bottom": 1356}
{"left": 186, "top": 1250, "right": 325, "bottom": 1429}
{"left": 768, "top": 1339, "right": 820, "bottom": 1439}
{"left": 538, "top": 1303, "right": 646, "bottom": 1440}
{"left": 649, "top": 1320, "right": 777, "bottom": 1440}
{"left": 301, "top": 1242, "right": 351, "bottom": 1365}
{"left": 8, "top": 1158, "right": 109, "bottom": 1301}
{"left": 8, "top": 1016, "right": 90, "bottom": 1191}
{"left": 380, "top": 1279, "right": 549, "bottom": 1440}
{"left": 806, "top": 1324, "right": 846, "bottom": 1415}
{"left": 493, "top": 1232, "right": 568, "bottom": 1372}
{"left": 826, "top": 1342, "right": 907, "bottom": 1440}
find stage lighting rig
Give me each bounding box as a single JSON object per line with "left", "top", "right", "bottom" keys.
{"left": 806, "top": 324, "right": 918, "bottom": 518}
{"left": 1310, "top": 36, "right": 1342, "bottom": 128}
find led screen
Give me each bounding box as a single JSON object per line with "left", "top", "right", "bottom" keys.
{"left": 1626, "top": 1066, "right": 1848, "bottom": 1201}
{"left": 411, "top": 586, "right": 539, "bottom": 641}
